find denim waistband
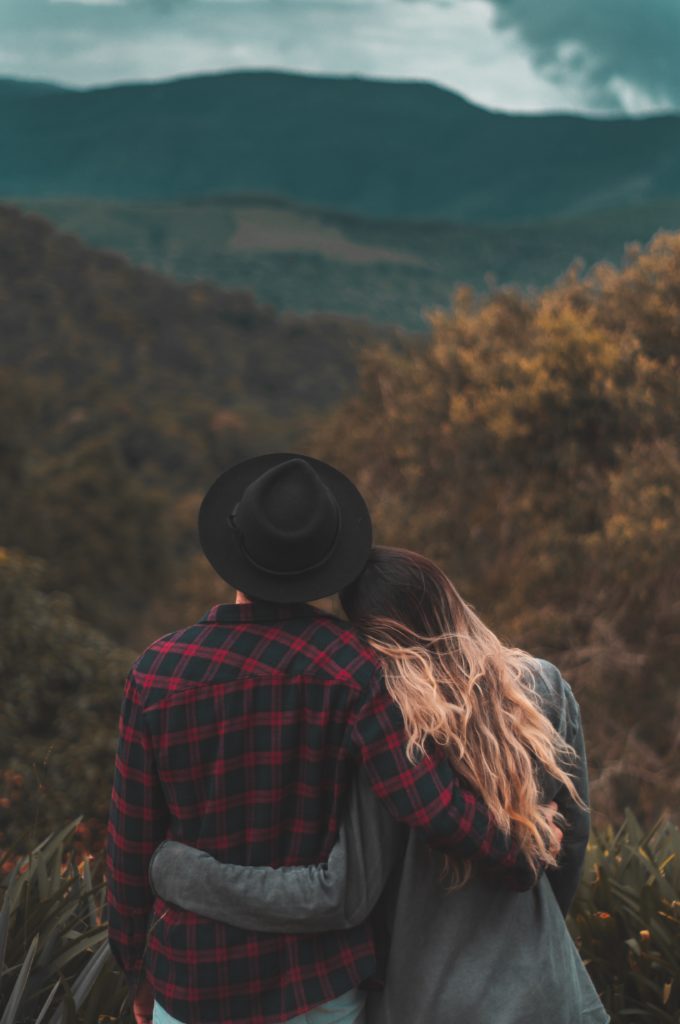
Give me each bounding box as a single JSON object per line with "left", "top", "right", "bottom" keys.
{"left": 152, "top": 988, "right": 366, "bottom": 1024}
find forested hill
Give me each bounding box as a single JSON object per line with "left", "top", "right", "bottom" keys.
{"left": 2, "top": 70, "right": 680, "bottom": 222}
{"left": 0, "top": 204, "right": 404, "bottom": 636}
{"left": 0, "top": 203, "right": 401, "bottom": 427}
{"left": 16, "top": 194, "right": 680, "bottom": 329}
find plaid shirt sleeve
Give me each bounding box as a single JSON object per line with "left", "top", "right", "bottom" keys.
{"left": 106, "top": 670, "right": 171, "bottom": 996}
{"left": 350, "top": 666, "right": 536, "bottom": 890}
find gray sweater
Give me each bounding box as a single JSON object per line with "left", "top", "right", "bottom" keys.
{"left": 149, "top": 659, "right": 609, "bottom": 1024}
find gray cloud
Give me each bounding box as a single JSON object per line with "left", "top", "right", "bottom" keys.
{"left": 485, "top": 0, "right": 680, "bottom": 113}
{"left": 1, "top": 0, "right": 675, "bottom": 114}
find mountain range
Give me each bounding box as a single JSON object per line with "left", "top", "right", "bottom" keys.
{"left": 3, "top": 70, "right": 680, "bottom": 223}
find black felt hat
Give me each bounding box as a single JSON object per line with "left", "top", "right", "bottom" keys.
{"left": 198, "top": 453, "right": 372, "bottom": 602}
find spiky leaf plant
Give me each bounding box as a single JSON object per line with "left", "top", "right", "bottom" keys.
{"left": 2, "top": 810, "right": 678, "bottom": 1022}
{"left": 0, "top": 819, "right": 129, "bottom": 1024}
{"left": 568, "top": 810, "right": 680, "bottom": 1023}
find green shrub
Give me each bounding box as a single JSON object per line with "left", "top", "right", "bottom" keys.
{"left": 0, "top": 548, "right": 132, "bottom": 856}
{"left": 568, "top": 811, "right": 680, "bottom": 1022}
{"left": 1, "top": 813, "right": 678, "bottom": 1022}
{"left": 0, "top": 818, "right": 128, "bottom": 1024}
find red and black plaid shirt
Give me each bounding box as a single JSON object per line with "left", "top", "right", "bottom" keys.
{"left": 106, "top": 600, "right": 531, "bottom": 1024}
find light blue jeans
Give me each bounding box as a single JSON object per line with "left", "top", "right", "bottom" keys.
{"left": 152, "top": 988, "right": 366, "bottom": 1024}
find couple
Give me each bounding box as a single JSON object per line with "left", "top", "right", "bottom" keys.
{"left": 106, "top": 453, "right": 608, "bottom": 1024}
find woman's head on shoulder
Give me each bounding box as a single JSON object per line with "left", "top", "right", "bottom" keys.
{"left": 341, "top": 544, "right": 585, "bottom": 885}
{"left": 340, "top": 545, "right": 465, "bottom": 643}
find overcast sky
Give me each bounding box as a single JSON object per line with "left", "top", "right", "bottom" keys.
{"left": 1, "top": 0, "right": 678, "bottom": 115}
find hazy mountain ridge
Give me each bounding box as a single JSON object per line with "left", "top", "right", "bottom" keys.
{"left": 3, "top": 69, "right": 680, "bottom": 222}
{"left": 14, "top": 194, "right": 680, "bottom": 328}
{"left": 0, "top": 77, "right": 68, "bottom": 95}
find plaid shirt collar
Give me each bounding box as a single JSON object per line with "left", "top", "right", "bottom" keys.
{"left": 199, "top": 600, "right": 332, "bottom": 625}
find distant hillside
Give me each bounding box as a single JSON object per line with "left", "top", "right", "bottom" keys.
{"left": 3, "top": 70, "right": 680, "bottom": 222}
{"left": 0, "top": 203, "right": 404, "bottom": 481}
{"left": 15, "top": 195, "right": 680, "bottom": 328}
{"left": 0, "top": 77, "right": 66, "bottom": 96}
{"left": 0, "top": 203, "right": 404, "bottom": 637}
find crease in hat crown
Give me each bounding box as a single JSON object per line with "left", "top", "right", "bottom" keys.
{"left": 230, "top": 458, "right": 341, "bottom": 575}
{"left": 198, "top": 451, "right": 372, "bottom": 602}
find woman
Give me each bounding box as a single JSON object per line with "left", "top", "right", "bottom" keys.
{"left": 149, "top": 547, "right": 609, "bottom": 1024}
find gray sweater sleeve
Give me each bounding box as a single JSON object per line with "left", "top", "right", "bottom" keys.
{"left": 149, "top": 768, "right": 403, "bottom": 932}
{"left": 531, "top": 660, "right": 591, "bottom": 917}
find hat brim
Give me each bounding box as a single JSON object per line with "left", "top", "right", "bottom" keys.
{"left": 198, "top": 452, "right": 372, "bottom": 602}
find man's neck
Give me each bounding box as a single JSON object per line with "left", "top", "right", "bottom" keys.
{"left": 235, "top": 591, "right": 251, "bottom": 605}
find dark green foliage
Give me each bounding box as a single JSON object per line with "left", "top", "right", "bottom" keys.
{"left": 0, "top": 819, "right": 130, "bottom": 1024}
{"left": 14, "top": 196, "right": 680, "bottom": 329}
{"left": 1, "top": 815, "right": 677, "bottom": 1023}
{"left": 569, "top": 812, "right": 680, "bottom": 1022}
{"left": 0, "top": 549, "right": 132, "bottom": 855}
{"left": 2, "top": 71, "right": 680, "bottom": 222}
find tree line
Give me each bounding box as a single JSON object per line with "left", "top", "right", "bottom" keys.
{"left": 0, "top": 205, "right": 677, "bottom": 847}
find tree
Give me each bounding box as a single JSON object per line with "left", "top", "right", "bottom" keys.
{"left": 315, "top": 233, "right": 680, "bottom": 824}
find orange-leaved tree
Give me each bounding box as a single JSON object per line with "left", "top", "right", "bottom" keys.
{"left": 314, "top": 232, "right": 680, "bottom": 824}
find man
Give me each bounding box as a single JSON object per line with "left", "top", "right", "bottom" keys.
{"left": 106, "top": 454, "right": 556, "bottom": 1024}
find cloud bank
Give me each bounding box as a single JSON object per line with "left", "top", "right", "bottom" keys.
{"left": 1, "top": 0, "right": 676, "bottom": 115}
{"left": 486, "top": 0, "right": 679, "bottom": 113}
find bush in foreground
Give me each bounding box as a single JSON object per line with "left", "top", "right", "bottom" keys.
{"left": 569, "top": 811, "right": 679, "bottom": 1022}
{"left": 0, "top": 818, "right": 127, "bottom": 1024}
{"left": 0, "top": 813, "right": 678, "bottom": 1022}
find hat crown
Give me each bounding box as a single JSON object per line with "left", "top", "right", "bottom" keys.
{"left": 232, "top": 458, "right": 340, "bottom": 575}
{"left": 198, "top": 451, "right": 372, "bottom": 602}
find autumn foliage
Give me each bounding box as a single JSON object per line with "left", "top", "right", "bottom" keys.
{"left": 315, "top": 234, "right": 680, "bottom": 825}
{"left": 0, "top": 212, "right": 678, "bottom": 852}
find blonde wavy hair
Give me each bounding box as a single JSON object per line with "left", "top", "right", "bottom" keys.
{"left": 340, "top": 546, "right": 586, "bottom": 887}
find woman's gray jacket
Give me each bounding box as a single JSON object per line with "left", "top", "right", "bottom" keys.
{"left": 149, "top": 658, "right": 609, "bottom": 1024}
